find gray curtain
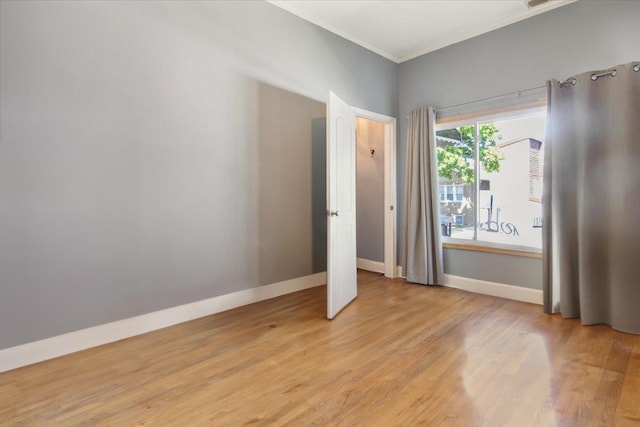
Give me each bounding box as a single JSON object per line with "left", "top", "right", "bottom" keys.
{"left": 402, "top": 107, "right": 443, "bottom": 285}
{"left": 544, "top": 62, "right": 640, "bottom": 334}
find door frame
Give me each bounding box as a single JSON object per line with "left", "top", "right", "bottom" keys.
{"left": 352, "top": 107, "right": 397, "bottom": 279}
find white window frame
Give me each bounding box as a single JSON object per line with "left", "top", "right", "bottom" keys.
{"left": 439, "top": 184, "right": 464, "bottom": 203}
{"left": 435, "top": 105, "right": 546, "bottom": 253}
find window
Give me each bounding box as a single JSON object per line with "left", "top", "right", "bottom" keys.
{"left": 439, "top": 184, "right": 464, "bottom": 202}
{"left": 528, "top": 139, "right": 543, "bottom": 202}
{"left": 435, "top": 107, "right": 546, "bottom": 250}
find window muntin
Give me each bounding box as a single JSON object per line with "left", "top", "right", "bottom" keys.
{"left": 436, "top": 108, "right": 546, "bottom": 250}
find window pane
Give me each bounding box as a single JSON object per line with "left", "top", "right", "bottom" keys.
{"left": 436, "top": 126, "right": 475, "bottom": 240}
{"left": 477, "top": 114, "right": 546, "bottom": 248}
{"left": 455, "top": 186, "right": 464, "bottom": 201}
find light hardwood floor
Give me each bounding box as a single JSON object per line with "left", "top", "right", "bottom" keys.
{"left": 1, "top": 271, "right": 639, "bottom": 426}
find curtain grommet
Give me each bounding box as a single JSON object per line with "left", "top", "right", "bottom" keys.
{"left": 559, "top": 78, "right": 577, "bottom": 87}
{"left": 591, "top": 70, "right": 616, "bottom": 81}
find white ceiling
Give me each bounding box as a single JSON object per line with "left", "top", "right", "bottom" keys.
{"left": 269, "top": 0, "right": 577, "bottom": 63}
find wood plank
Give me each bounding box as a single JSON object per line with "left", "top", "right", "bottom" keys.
{"left": 443, "top": 241, "right": 543, "bottom": 259}
{"left": 1, "top": 271, "right": 639, "bottom": 426}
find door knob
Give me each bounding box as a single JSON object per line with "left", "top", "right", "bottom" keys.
{"left": 328, "top": 210, "right": 339, "bottom": 217}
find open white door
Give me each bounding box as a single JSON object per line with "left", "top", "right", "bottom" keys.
{"left": 326, "top": 91, "right": 357, "bottom": 320}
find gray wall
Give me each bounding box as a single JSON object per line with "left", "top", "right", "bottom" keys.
{"left": 257, "top": 84, "right": 326, "bottom": 284}
{"left": 443, "top": 250, "right": 542, "bottom": 290}
{"left": 0, "top": 1, "right": 397, "bottom": 349}
{"left": 398, "top": 0, "right": 640, "bottom": 289}
{"left": 356, "top": 118, "right": 385, "bottom": 262}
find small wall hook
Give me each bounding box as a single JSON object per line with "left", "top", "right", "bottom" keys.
{"left": 370, "top": 149, "right": 375, "bottom": 157}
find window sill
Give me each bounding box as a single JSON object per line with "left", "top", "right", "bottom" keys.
{"left": 442, "top": 241, "right": 542, "bottom": 259}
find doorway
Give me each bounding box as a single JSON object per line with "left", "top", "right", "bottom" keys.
{"left": 353, "top": 109, "right": 396, "bottom": 278}
{"left": 325, "top": 93, "right": 396, "bottom": 319}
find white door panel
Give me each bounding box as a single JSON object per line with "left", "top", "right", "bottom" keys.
{"left": 327, "top": 92, "right": 357, "bottom": 320}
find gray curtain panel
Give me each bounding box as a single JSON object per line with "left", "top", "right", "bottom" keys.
{"left": 543, "top": 62, "right": 640, "bottom": 334}
{"left": 402, "top": 107, "right": 443, "bottom": 285}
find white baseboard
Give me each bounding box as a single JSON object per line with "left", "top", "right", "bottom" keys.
{"left": 357, "top": 258, "right": 385, "bottom": 274}
{"left": 444, "top": 274, "right": 542, "bottom": 305}
{"left": 0, "top": 272, "right": 327, "bottom": 373}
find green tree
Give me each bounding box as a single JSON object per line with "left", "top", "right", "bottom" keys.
{"left": 436, "top": 124, "right": 504, "bottom": 183}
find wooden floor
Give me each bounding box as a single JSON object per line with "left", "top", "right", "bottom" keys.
{"left": 1, "top": 271, "right": 639, "bottom": 426}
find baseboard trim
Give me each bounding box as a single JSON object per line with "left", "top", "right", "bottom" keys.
{"left": 0, "top": 272, "right": 327, "bottom": 373}
{"left": 444, "top": 274, "right": 542, "bottom": 305}
{"left": 356, "top": 258, "right": 385, "bottom": 274}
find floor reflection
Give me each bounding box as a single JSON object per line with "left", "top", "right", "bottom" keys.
{"left": 462, "top": 327, "right": 556, "bottom": 426}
